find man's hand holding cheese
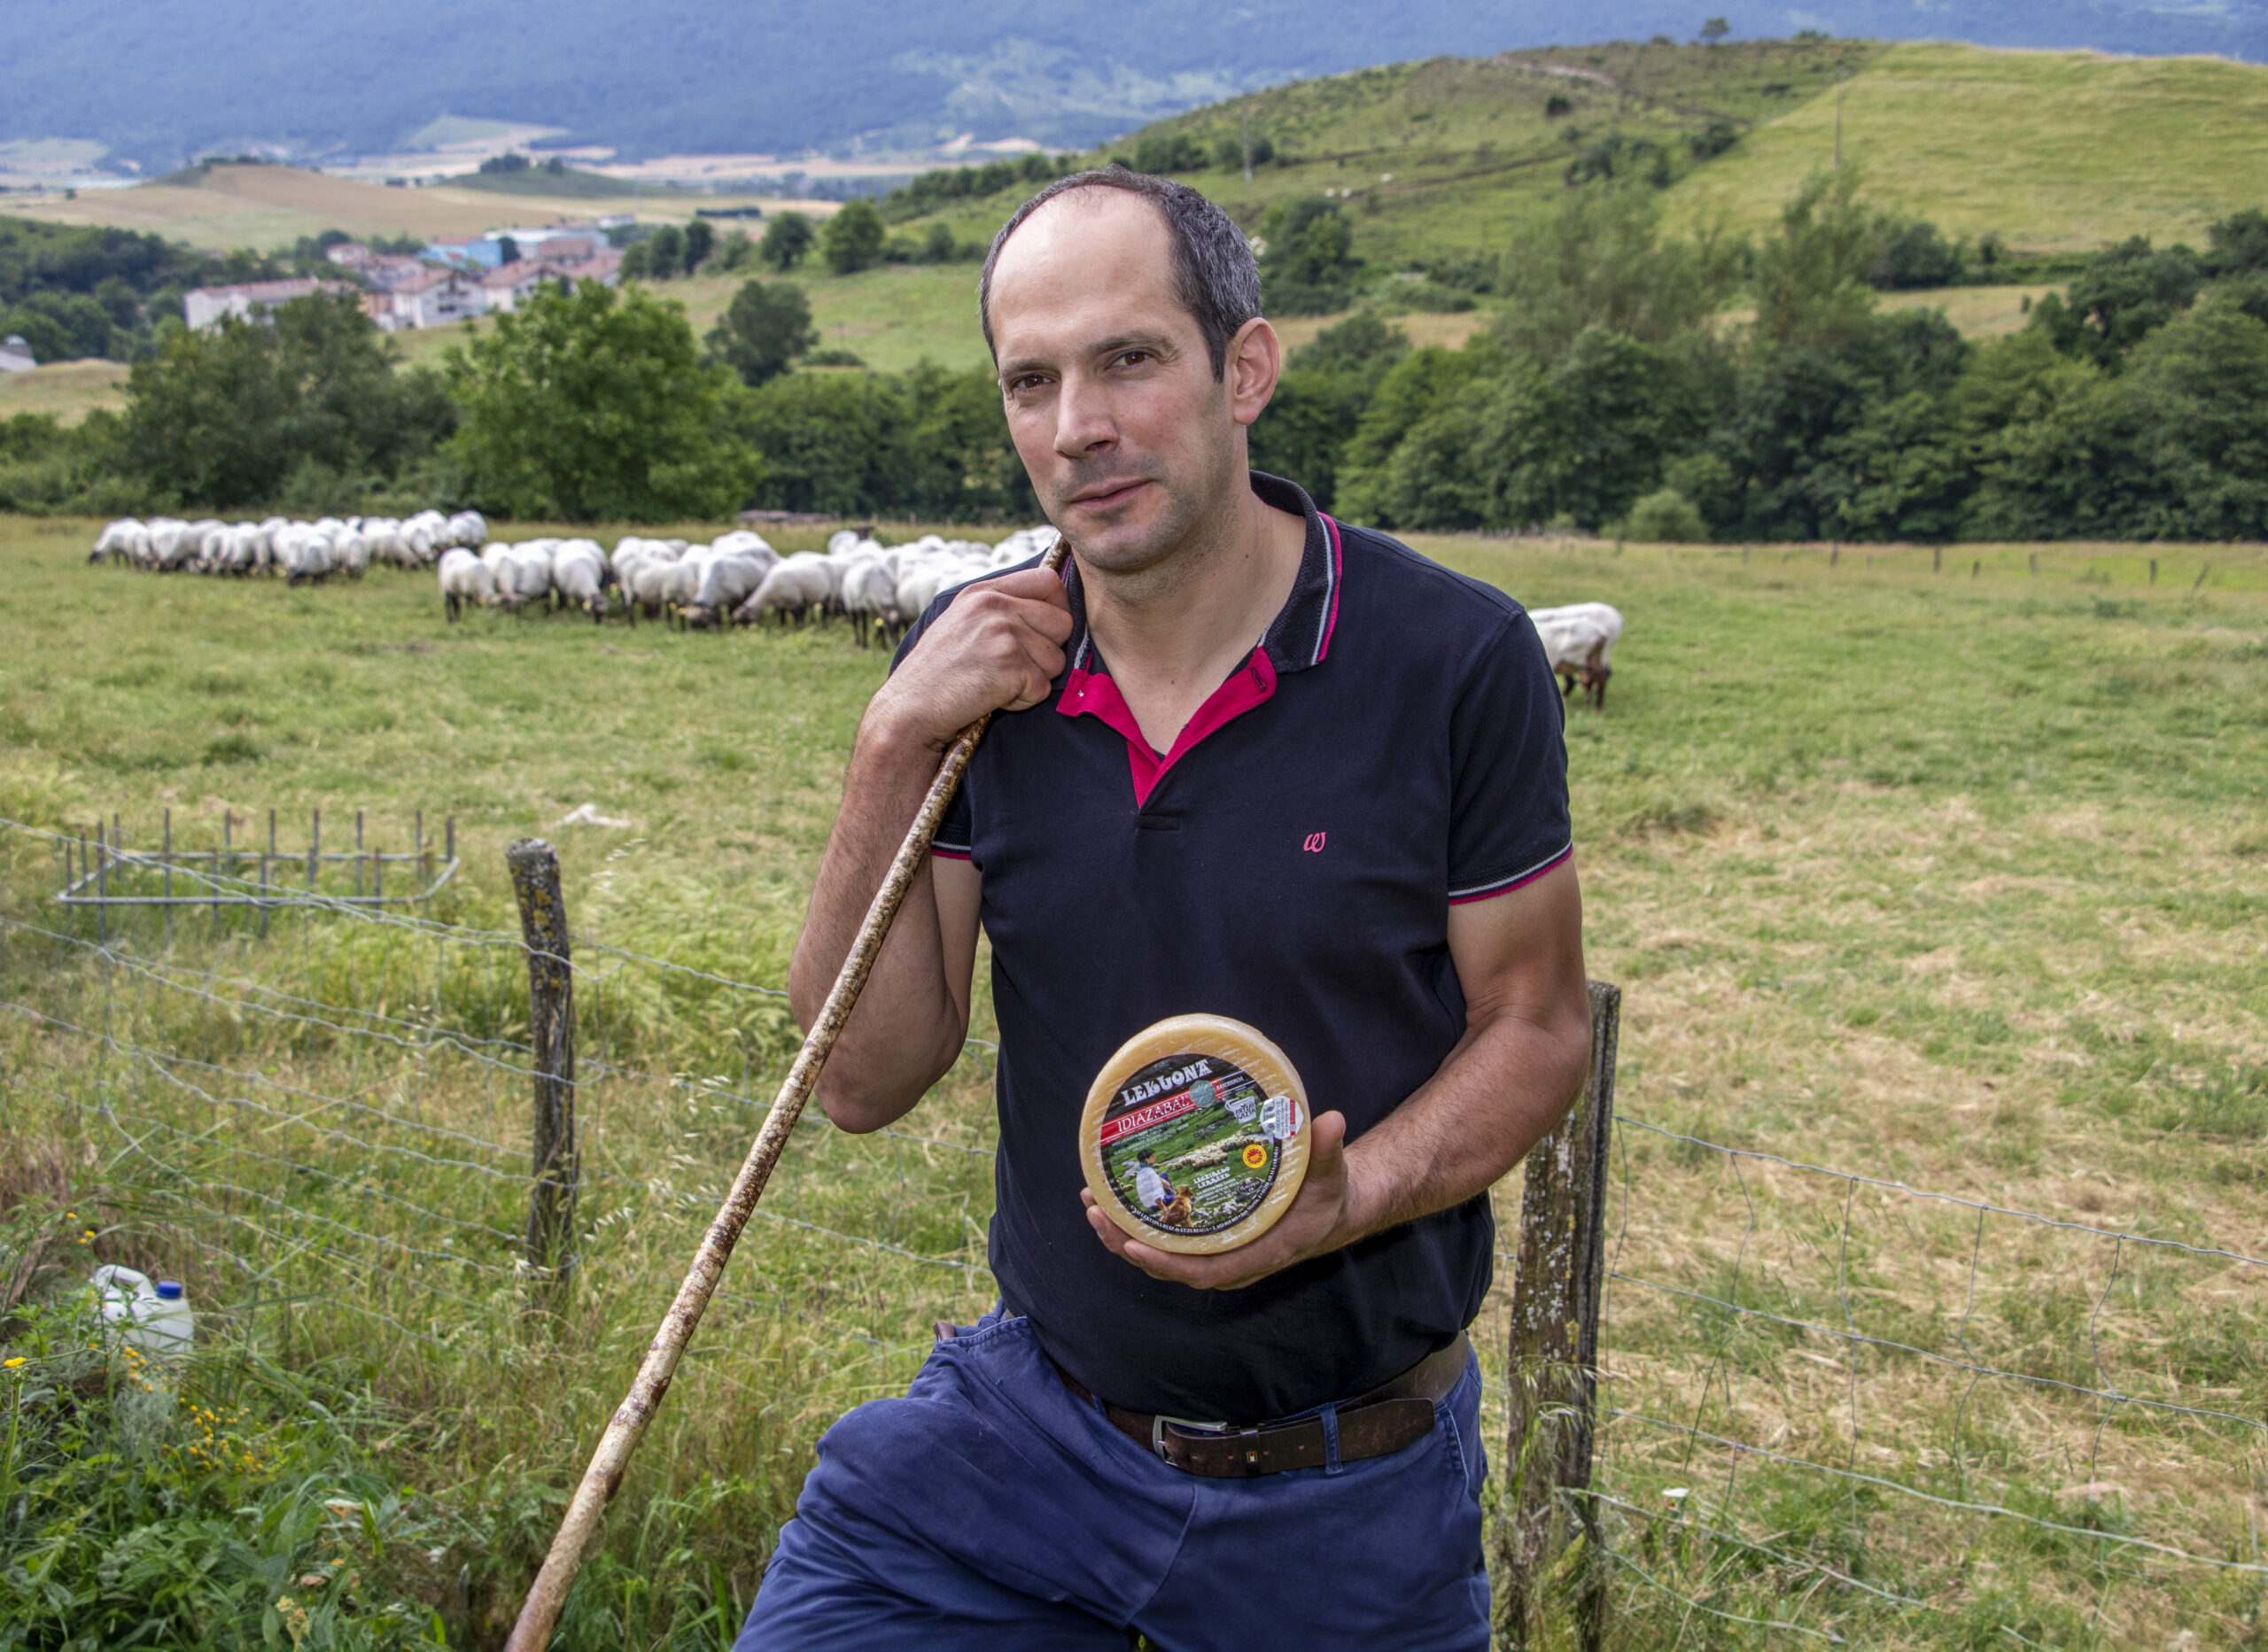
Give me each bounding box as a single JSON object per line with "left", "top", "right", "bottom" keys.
{"left": 744, "top": 169, "right": 1592, "bottom": 1652}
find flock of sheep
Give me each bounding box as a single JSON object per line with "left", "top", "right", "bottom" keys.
{"left": 84, "top": 512, "right": 1623, "bottom": 694}
{"left": 439, "top": 525, "right": 1064, "bottom": 643}
{"left": 90, "top": 511, "right": 489, "bottom": 580}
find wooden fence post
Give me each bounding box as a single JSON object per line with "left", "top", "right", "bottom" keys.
{"left": 509, "top": 838, "right": 578, "bottom": 1312}
{"left": 1495, "top": 980, "right": 1619, "bottom": 1651}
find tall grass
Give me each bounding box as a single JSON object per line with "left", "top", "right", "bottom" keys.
{"left": 3, "top": 517, "right": 2265, "bottom": 1644}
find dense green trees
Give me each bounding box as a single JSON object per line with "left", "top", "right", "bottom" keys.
{"left": 0, "top": 216, "right": 276, "bottom": 361}
{"left": 821, "top": 201, "right": 886, "bottom": 275}
{"left": 1245, "top": 180, "right": 2268, "bottom": 543}
{"left": 1259, "top": 198, "right": 1361, "bottom": 316}
{"left": 759, "top": 213, "right": 815, "bottom": 271}
{"left": 704, "top": 279, "right": 819, "bottom": 386}
{"left": 443, "top": 282, "right": 758, "bottom": 522}
{"left": 116, "top": 291, "right": 453, "bottom": 512}
{"left": 736, "top": 362, "right": 1036, "bottom": 521}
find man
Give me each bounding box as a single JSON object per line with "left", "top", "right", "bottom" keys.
{"left": 1131, "top": 1148, "right": 1175, "bottom": 1216}
{"left": 741, "top": 168, "right": 1592, "bottom": 1650}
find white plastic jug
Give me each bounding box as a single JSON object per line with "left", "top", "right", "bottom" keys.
{"left": 91, "top": 1264, "right": 195, "bottom": 1357}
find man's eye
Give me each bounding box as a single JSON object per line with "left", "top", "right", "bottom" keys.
{"left": 1009, "top": 376, "right": 1050, "bottom": 393}
{"left": 1113, "top": 351, "right": 1152, "bottom": 368}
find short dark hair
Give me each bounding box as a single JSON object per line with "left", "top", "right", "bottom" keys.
{"left": 980, "top": 167, "right": 1262, "bottom": 379}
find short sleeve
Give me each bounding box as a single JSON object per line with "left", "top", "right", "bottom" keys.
{"left": 889, "top": 590, "right": 975, "bottom": 859}
{"left": 1446, "top": 611, "right": 1571, "bottom": 903}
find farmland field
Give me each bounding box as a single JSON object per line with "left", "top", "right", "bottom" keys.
{"left": 3, "top": 163, "right": 815, "bottom": 252}
{"left": 1, "top": 515, "right": 2264, "bottom": 1645}
{"left": 1666, "top": 43, "right": 2268, "bottom": 248}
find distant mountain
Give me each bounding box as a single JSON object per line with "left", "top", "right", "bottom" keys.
{"left": 5, "top": 0, "right": 2265, "bottom": 171}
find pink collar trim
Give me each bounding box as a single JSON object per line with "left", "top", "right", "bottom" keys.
{"left": 1058, "top": 647, "right": 1278, "bottom": 808}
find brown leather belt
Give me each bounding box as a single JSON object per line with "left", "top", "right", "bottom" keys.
{"left": 1042, "top": 1332, "right": 1468, "bottom": 1478}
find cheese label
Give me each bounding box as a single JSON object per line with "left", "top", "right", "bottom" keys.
{"left": 1079, "top": 1013, "right": 1311, "bottom": 1256}
{"left": 1097, "top": 1053, "right": 1300, "bottom": 1237}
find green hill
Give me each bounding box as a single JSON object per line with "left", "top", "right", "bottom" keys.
{"left": 1666, "top": 42, "right": 2268, "bottom": 250}
{"left": 905, "top": 37, "right": 1876, "bottom": 265}
{"left": 447, "top": 164, "right": 643, "bottom": 199}
{"left": 896, "top": 36, "right": 2268, "bottom": 265}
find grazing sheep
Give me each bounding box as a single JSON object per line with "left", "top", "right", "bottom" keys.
{"left": 493, "top": 541, "right": 555, "bottom": 612}
{"left": 682, "top": 543, "right": 777, "bottom": 626}
{"left": 735, "top": 554, "right": 834, "bottom": 628}
{"left": 551, "top": 539, "right": 609, "bottom": 621}
{"left": 840, "top": 556, "right": 906, "bottom": 648}
{"left": 625, "top": 555, "right": 684, "bottom": 625}
{"left": 91, "top": 518, "right": 142, "bottom": 563}
{"left": 1526, "top": 602, "right": 1624, "bottom": 709}
{"left": 445, "top": 509, "right": 488, "bottom": 549}
{"left": 437, "top": 548, "right": 496, "bottom": 620}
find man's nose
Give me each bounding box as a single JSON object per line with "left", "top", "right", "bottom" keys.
{"left": 1053, "top": 368, "right": 1116, "bottom": 458}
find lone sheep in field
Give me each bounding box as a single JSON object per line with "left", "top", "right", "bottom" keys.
{"left": 1526, "top": 602, "right": 1624, "bottom": 710}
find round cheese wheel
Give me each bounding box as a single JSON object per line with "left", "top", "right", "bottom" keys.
{"left": 1080, "top": 1013, "right": 1310, "bottom": 1256}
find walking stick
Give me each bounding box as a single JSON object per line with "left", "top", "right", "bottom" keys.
{"left": 503, "top": 540, "right": 1071, "bottom": 1651}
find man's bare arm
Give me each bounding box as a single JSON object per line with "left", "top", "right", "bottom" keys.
{"left": 1084, "top": 856, "right": 1590, "bottom": 1289}
{"left": 789, "top": 569, "right": 1071, "bottom": 1133}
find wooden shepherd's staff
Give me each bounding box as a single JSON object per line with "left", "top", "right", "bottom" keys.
{"left": 503, "top": 539, "right": 1068, "bottom": 1652}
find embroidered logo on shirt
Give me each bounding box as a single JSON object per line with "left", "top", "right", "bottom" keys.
{"left": 1302, "top": 832, "right": 1326, "bottom": 854}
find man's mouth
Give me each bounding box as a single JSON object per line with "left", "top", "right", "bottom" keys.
{"left": 1065, "top": 478, "right": 1151, "bottom": 513}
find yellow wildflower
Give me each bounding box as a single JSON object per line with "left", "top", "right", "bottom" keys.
{"left": 2, "top": 1357, "right": 23, "bottom": 1369}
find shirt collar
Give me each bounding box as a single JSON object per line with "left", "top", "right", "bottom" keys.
{"left": 1060, "top": 470, "right": 1343, "bottom": 684}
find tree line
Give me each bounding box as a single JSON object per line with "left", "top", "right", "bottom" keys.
{"left": 8, "top": 172, "right": 2267, "bottom": 540}
{"left": 1251, "top": 176, "right": 2268, "bottom": 544}
{"left": 0, "top": 274, "right": 1035, "bottom": 526}
{"left": 0, "top": 217, "right": 363, "bottom": 366}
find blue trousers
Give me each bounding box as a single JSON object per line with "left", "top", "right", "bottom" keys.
{"left": 736, "top": 1307, "right": 1489, "bottom": 1651}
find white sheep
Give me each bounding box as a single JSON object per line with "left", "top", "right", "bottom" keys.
{"left": 91, "top": 518, "right": 143, "bottom": 563}
{"left": 437, "top": 548, "right": 496, "bottom": 620}
{"left": 735, "top": 554, "right": 834, "bottom": 628}
{"left": 552, "top": 539, "right": 609, "bottom": 621}
{"left": 1526, "top": 602, "right": 1624, "bottom": 709}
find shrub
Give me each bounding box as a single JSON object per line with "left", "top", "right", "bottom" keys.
{"left": 1619, "top": 486, "right": 1708, "bottom": 541}
{"left": 1259, "top": 198, "right": 1360, "bottom": 316}
{"left": 758, "top": 212, "right": 815, "bottom": 272}
{"left": 821, "top": 200, "right": 885, "bottom": 275}
{"left": 704, "top": 279, "right": 818, "bottom": 387}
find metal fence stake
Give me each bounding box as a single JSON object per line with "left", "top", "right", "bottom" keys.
{"left": 1495, "top": 980, "right": 1619, "bottom": 1652}
{"left": 509, "top": 838, "right": 578, "bottom": 1315}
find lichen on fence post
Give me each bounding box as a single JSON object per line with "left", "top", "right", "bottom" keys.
{"left": 1495, "top": 979, "right": 1619, "bottom": 1651}
{"left": 509, "top": 837, "right": 578, "bottom": 1313}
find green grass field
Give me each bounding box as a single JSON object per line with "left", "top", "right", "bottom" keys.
{"left": 1666, "top": 43, "right": 2268, "bottom": 249}
{"left": 0, "top": 358, "right": 128, "bottom": 423}
{"left": 386, "top": 261, "right": 990, "bottom": 380}
{"left": 3, "top": 514, "right": 2264, "bottom": 1644}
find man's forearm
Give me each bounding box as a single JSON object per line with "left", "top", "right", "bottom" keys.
{"left": 788, "top": 712, "right": 967, "bottom": 1128}
{"left": 1340, "top": 998, "right": 1593, "bottom": 1242}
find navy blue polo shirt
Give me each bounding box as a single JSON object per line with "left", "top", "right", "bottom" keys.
{"left": 894, "top": 471, "right": 1570, "bottom": 1421}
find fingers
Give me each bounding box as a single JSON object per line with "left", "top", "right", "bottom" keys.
{"left": 878, "top": 571, "right": 1075, "bottom": 741}
{"left": 1082, "top": 1113, "right": 1357, "bottom": 1291}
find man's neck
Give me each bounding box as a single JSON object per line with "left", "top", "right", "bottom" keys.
{"left": 1076, "top": 472, "right": 1309, "bottom": 755}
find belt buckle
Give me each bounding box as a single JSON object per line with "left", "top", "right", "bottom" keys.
{"left": 1151, "top": 1412, "right": 1229, "bottom": 1462}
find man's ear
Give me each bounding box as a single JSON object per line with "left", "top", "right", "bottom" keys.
{"left": 1226, "top": 316, "right": 1284, "bottom": 430}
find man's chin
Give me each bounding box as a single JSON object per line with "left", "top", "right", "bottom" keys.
{"left": 1058, "top": 491, "right": 1187, "bottom": 575}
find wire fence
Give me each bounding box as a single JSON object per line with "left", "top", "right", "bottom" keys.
{"left": 3, "top": 811, "right": 2263, "bottom": 1644}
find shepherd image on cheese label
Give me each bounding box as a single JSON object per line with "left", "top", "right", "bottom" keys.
{"left": 1098, "top": 1053, "right": 1301, "bottom": 1237}
{"left": 1082, "top": 1013, "right": 1310, "bottom": 1255}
